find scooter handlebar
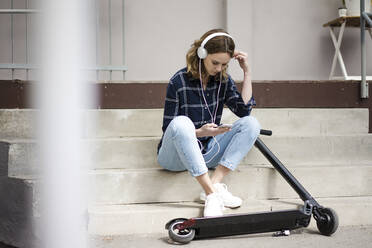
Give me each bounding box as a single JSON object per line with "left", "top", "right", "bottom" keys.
{"left": 260, "top": 129, "right": 272, "bottom": 136}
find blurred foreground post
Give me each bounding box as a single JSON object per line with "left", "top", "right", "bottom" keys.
{"left": 36, "top": 0, "right": 93, "bottom": 247}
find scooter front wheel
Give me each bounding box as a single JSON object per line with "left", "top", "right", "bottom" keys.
{"left": 316, "top": 208, "right": 339, "bottom": 236}
{"left": 168, "top": 219, "right": 195, "bottom": 244}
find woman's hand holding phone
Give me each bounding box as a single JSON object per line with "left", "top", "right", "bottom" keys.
{"left": 196, "top": 123, "right": 231, "bottom": 137}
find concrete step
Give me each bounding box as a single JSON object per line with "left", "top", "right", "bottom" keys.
{"left": 222, "top": 108, "right": 369, "bottom": 137}
{"left": 90, "top": 164, "right": 372, "bottom": 204}
{"left": 88, "top": 196, "right": 372, "bottom": 235}
{"left": 0, "top": 109, "right": 37, "bottom": 139}
{"left": 85, "top": 108, "right": 369, "bottom": 137}
{"left": 0, "top": 108, "right": 369, "bottom": 139}
{"left": 6, "top": 163, "right": 372, "bottom": 209}
{"left": 0, "top": 176, "right": 39, "bottom": 248}
{"left": 4, "top": 134, "right": 372, "bottom": 177}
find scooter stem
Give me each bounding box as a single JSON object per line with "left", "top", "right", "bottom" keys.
{"left": 254, "top": 136, "right": 320, "bottom": 208}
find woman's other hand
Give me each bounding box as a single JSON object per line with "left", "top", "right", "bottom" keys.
{"left": 233, "top": 50, "right": 249, "bottom": 73}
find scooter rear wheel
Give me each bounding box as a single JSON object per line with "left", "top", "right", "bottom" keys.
{"left": 168, "top": 220, "right": 195, "bottom": 244}
{"left": 316, "top": 208, "right": 339, "bottom": 236}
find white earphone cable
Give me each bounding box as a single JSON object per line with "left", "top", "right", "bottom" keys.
{"left": 198, "top": 59, "right": 223, "bottom": 163}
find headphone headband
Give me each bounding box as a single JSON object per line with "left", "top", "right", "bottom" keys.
{"left": 197, "top": 32, "right": 234, "bottom": 59}
{"left": 200, "top": 32, "right": 234, "bottom": 48}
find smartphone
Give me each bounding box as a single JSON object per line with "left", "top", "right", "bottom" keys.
{"left": 218, "top": 123, "right": 233, "bottom": 128}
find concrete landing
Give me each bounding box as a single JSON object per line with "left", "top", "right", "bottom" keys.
{"left": 89, "top": 225, "right": 372, "bottom": 248}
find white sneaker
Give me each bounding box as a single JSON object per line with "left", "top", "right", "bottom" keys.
{"left": 203, "top": 193, "right": 225, "bottom": 217}
{"left": 200, "top": 183, "right": 242, "bottom": 209}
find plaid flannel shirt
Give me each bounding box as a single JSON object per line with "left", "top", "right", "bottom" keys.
{"left": 158, "top": 67, "right": 256, "bottom": 153}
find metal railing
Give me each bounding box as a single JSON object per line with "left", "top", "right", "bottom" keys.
{"left": 0, "top": 0, "right": 127, "bottom": 81}
{"left": 0, "top": 6, "right": 39, "bottom": 80}
{"left": 94, "top": 0, "right": 127, "bottom": 80}
{"left": 360, "top": 0, "right": 372, "bottom": 98}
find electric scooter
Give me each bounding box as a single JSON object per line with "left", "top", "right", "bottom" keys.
{"left": 165, "top": 129, "right": 339, "bottom": 243}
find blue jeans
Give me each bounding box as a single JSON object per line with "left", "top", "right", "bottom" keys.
{"left": 157, "top": 115, "right": 261, "bottom": 177}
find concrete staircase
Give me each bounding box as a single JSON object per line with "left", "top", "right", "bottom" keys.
{"left": 1, "top": 108, "right": 372, "bottom": 246}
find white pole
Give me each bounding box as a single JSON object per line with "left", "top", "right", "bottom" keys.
{"left": 36, "top": 0, "right": 93, "bottom": 247}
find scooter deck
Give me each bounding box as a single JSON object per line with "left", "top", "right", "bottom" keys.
{"left": 170, "top": 208, "right": 311, "bottom": 239}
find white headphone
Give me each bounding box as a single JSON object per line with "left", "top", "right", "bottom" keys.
{"left": 197, "top": 32, "right": 234, "bottom": 59}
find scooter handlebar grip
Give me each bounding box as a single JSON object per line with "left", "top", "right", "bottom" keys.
{"left": 260, "top": 129, "right": 272, "bottom": 136}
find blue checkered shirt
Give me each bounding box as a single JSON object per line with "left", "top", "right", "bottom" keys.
{"left": 158, "top": 67, "right": 256, "bottom": 153}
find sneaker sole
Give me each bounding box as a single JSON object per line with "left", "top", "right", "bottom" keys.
{"left": 199, "top": 197, "right": 242, "bottom": 209}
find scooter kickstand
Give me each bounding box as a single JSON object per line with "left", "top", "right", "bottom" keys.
{"left": 273, "top": 230, "right": 290, "bottom": 237}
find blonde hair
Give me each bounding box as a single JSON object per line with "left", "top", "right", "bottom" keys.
{"left": 186, "top": 29, "right": 235, "bottom": 80}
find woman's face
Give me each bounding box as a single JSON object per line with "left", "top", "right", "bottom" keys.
{"left": 203, "top": 52, "right": 231, "bottom": 76}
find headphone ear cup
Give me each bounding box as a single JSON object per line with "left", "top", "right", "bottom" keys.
{"left": 197, "top": 47, "right": 207, "bottom": 59}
